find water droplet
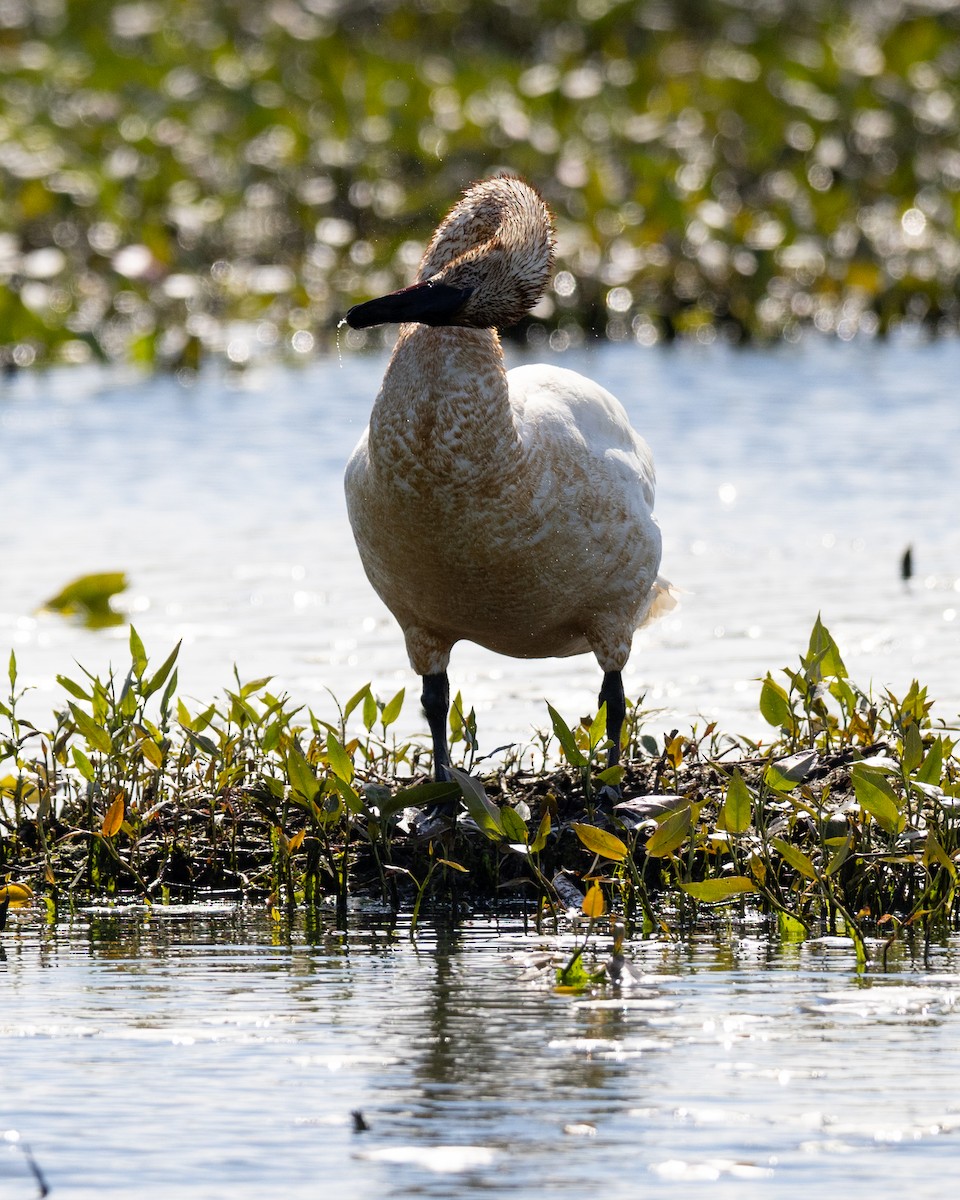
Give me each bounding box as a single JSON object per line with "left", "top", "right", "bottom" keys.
{"left": 335, "top": 315, "right": 348, "bottom": 367}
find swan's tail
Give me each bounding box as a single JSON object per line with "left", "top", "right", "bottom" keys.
{"left": 638, "top": 576, "right": 679, "bottom": 628}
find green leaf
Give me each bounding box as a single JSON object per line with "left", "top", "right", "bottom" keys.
{"left": 186, "top": 729, "right": 218, "bottom": 757}
{"left": 43, "top": 571, "right": 127, "bottom": 629}
{"left": 530, "top": 810, "right": 551, "bottom": 854}
{"left": 160, "top": 667, "right": 178, "bottom": 716}
{"left": 499, "top": 805, "right": 529, "bottom": 844}
{"left": 381, "top": 688, "right": 405, "bottom": 728}
{"left": 759, "top": 673, "right": 792, "bottom": 727}
{"left": 191, "top": 703, "right": 216, "bottom": 733}
{"left": 57, "top": 674, "right": 91, "bottom": 702}
{"left": 142, "top": 641, "right": 181, "bottom": 700}
{"left": 902, "top": 722, "right": 924, "bottom": 774}
{"left": 324, "top": 731, "right": 354, "bottom": 784}
{"left": 778, "top": 912, "right": 808, "bottom": 941}
{"left": 379, "top": 781, "right": 459, "bottom": 820}
{"left": 572, "top": 822, "right": 628, "bottom": 862}
{"left": 362, "top": 689, "right": 377, "bottom": 732}
{"left": 7, "top": 649, "right": 16, "bottom": 691}
{"left": 850, "top": 764, "right": 905, "bottom": 836}
{"left": 228, "top": 693, "right": 260, "bottom": 727}
{"left": 547, "top": 703, "right": 587, "bottom": 768}
{"left": 764, "top": 749, "right": 818, "bottom": 793}
{"left": 806, "top": 613, "right": 847, "bottom": 681}
{"left": 924, "top": 831, "right": 957, "bottom": 879}
{"left": 119, "top": 677, "right": 137, "bottom": 719}
{"left": 68, "top": 702, "right": 112, "bottom": 754}
{"left": 916, "top": 736, "right": 943, "bottom": 787}
{"left": 681, "top": 876, "right": 757, "bottom": 902}
{"left": 129, "top": 626, "right": 147, "bottom": 679}
{"left": 328, "top": 773, "right": 363, "bottom": 816}
{"left": 722, "top": 769, "right": 752, "bottom": 834}
{"left": 344, "top": 683, "right": 371, "bottom": 723}
{"left": 238, "top": 675, "right": 272, "bottom": 699}
{"left": 449, "top": 691, "right": 464, "bottom": 738}
{"left": 825, "top": 835, "right": 853, "bottom": 877}
{"left": 72, "top": 746, "right": 95, "bottom": 783}
{"left": 645, "top": 804, "right": 692, "bottom": 858}
{"left": 556, "top": 949, "right": 597, "bottom": 990}
{"left": 287, "top": 744, "right": 321, "bottom": 803}
{"left": 771, "top": 837, "right": 818, "bottom": 880}
{"left": 587, "top": 704, "right": 607, "bottom": 751}
{"left": 447, "top": 765, "right": 503, "bottom": 839}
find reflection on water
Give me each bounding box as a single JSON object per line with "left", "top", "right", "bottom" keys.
{"left": 1, "top": 910, "right": 960, "bottom": 1198}
{"left": 1, "top": 336, "right": 959, "bottom": 760}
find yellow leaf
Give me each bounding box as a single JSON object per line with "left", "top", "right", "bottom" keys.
{"left": 681, "top": 877, "right": 757, "bottom": 902}
{"left": 665, "top": 734, "right": 684, "bottom": 769}
{"left": 0, "top": 883, "right": 33, "bottom": 905}
{"left": 0, "top": 774, "right": 38, "bottom": 803}
{"left": 438, "top": 858, "right": 469, "bottom": 873}
{"left": 645, "top": 804, "right": 692, "bottom": 858}
{"left": 572, "top": 822, "right": 628, "bottom": 862}
{"left": 101, "top": 793, "right": 125, "bottom": 838}
{"left": 287, "top": 828, "right": 306, "bottom": 853}
{"left": 140, "top": 739, "right": 163, "bottom": 769}
{"left": 749, "top": 853, "right": 767, "bottom": 885}
{"left": 582, "top": 882, "right": 606, "bottom": 919}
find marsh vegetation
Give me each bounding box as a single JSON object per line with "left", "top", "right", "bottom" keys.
{"left": 1, "top": 616, "right": 957, "bottom": 969}
{"left": 3, "top": 1, "right": 960, "bottom": 368}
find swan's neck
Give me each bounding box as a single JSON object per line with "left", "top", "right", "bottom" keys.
{"left": 369, "top": 325, "right": 521, "bottom": 483}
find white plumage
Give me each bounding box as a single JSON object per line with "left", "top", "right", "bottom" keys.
{"left": 345, "top": 176, "right": 669, "bottom": 789}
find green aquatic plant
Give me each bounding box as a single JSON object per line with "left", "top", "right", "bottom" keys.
{"left": 6, "top": 4, "right": 960, "bottom": 367}
{"left": 547, "top": 702, "right": 624, "bottom": 810}
{"left": 385, "top": 844, "right": 468, "bottom": 941}
{"left": 0, "top": 616, "right": 959, "bottom": 955}
{"left": 554, "top": 875, "right": 615, "bottom": 991}
{"left": 41, "top": 572, "right": 129, "bottom": 629}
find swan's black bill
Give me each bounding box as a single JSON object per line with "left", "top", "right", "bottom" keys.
{"left": 346, "top": 281, "right": 473, "bottom": 329}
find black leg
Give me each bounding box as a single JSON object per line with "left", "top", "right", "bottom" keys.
{"left": 599, "top": 670, "right": 626, "bottom": 769}
{"left": 421, "top": 671, "right": 450, "bottom": 782}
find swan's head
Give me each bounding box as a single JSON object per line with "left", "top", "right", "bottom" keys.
{"left": 346, "top": 175, "right": 554, "bottom": 332}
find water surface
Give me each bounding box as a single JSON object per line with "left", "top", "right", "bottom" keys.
{"left": 2, "top": 909, "right": 960, "bottom": 1198}
{"left": 1, "top": 336, "right": 958, "bottom": 756}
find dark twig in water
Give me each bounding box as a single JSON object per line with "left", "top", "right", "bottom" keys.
{"left": 3, "top": 1131, "right": 49, "bottom": 1198}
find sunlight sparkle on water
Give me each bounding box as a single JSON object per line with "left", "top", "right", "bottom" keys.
{"left": 2, "top": 337, "right": 960, "bottom": 762}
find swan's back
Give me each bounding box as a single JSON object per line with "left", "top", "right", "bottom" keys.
{"left": 508, "top": 363, "right": 656, "bottom": 511}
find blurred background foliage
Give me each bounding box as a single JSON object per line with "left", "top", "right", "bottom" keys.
{"left": 2, "top": 0, "right": 960, "bottom": 370}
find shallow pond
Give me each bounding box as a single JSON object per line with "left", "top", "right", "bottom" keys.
{"left": 1, "top": 335, "right": 959, "bottom": 760}
{"left": 2, "top": 909, "right": 960, "bottom": 1198}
